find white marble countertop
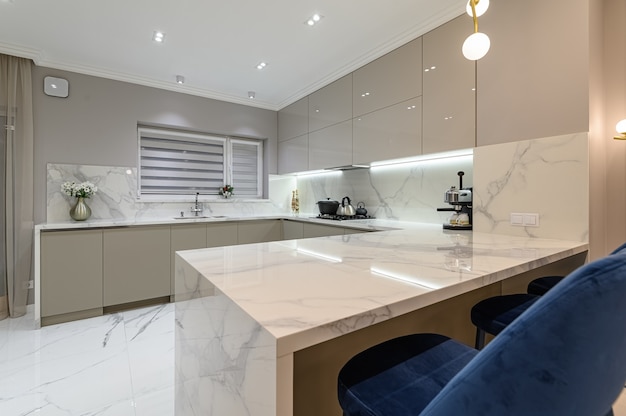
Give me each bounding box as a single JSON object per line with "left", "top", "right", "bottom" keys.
{"left": 35, "top": 213, "right": 400, "bottom": 232}
{"left": 175, "top": 223, "right": 588, "bottom": 356}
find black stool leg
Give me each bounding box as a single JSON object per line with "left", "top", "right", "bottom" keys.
{"left": 475, "top": 328, "right": 486, "bottom": 350}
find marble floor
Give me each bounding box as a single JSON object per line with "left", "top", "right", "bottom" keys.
{"left": 0, "top": 304, "right": 174, "bottom": 416}
{"left": 1, "top": 304, "right": 625, "bottom": 415}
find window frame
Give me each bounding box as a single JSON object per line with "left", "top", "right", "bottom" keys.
{"left": 137, "top": 126, "right": 263, "bottom": 201}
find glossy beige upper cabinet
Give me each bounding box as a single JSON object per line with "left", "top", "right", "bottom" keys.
{"left": 278, "top": 134, "right": 308, "bottom": 174}
{"left": 308, "top": 120, "right": 353, "bottom": 170}
{"left": 476, "top": 0, "right": 588, "bottom": 145}
{"left": 309, "top": 74, "right": 353, "bottom": 132}
{"left": 353, "top": 97, "right": 422, "bottom": 165}
{"left": 353, "top": 38, "right": 422, "bottom": 117}
{"left": 278, "top": 96, "right": 308, "bottom": 141}
{"left": 422, "top": 15, "right": 476, "bottom": 154}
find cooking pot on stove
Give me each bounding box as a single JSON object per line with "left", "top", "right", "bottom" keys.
{"left": 317, "top": 198, "right": 340, "bottom": 215}
{"left": 336, "top": 196, "right": 356, "bottom": 216}
{"left": 356, "top": 202, "right": 367, "bottom": 216}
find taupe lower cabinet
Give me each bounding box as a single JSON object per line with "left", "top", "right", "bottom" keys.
{"left": 40, "top": 230, "right": 103, "bottom": 324}
{"left": 283, "top": 220, "right": 368, "bottom": 239}
{"left": 40, "top": 219, "right": 372, "bottom": 325}
{"left": 103, "top": 226, "right": 171, "bottom": 307}
{"left": 238, "top": 220, "right": 282, "bottom": 244}
{"left": 302, "top": 223, "right": 345, "bottom": 238}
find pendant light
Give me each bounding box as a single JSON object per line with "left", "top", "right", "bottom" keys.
{"left": 463, "top": 0, "right": 490, "bottom": 61}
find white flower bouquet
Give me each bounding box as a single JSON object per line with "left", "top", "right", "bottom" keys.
{"left": 61, "top": 181, "right": 98, "bottom": 198}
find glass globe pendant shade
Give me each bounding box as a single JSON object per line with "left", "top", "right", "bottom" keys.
{"left": 616, "top": 119, "right": 626, "bottom": 135}
{"left": 466, "top": 0, "right": 490, "bottom": 17}
{"left": 463, "top": 32, "right": 491, "bottom": 60}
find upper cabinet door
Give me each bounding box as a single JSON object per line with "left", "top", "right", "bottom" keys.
{"left": 422, "top": 15, "right": 476, "bottom": 154}
{"left": 278, "top": 96, "right": 308, "bottom": 141}
{"left": 353, "top": 38, "right": 422, "bottom": 117}
{"left": 308, "top": 74, "right": 353, "bottom": 132}
{"left": 278, "top": 134, "right": 309, "bottom": 174}
{"left": 308, "top": 120, "right": 352, "bottom": 170}
{"left": 353, "top": 97, "right": 422, "bottom": 165}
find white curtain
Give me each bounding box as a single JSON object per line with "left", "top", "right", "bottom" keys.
{"left": 0, "top": 54, "right": 34, "bottom": 320}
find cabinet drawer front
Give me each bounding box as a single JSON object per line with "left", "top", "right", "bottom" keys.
{"left": 41, "top": 230, "right": 103, "bottom": 317}
{"left": 238, "top": 220, "right": 282, "bottom": 244}
{"left": 103, "top": 226, "right": 171, "bottom": 306}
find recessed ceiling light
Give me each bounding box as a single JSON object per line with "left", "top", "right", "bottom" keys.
{"left": 256, "top": 62, "right": 267, "bottom": 70}
{"left": 248, "top": 91, "right": 256, "bottom": 99}
{"left": 153, "top": 31, "right": 165, "bottom": 43}
{"left": 176, "top": 75, "right": 185, "bottom": 84}
{"left": 306, "top": 13, "right": 323, "bottom": 26}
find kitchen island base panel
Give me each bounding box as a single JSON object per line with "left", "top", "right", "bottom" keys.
{"left": 293, "top": 254, "right": 587, "bottom": 416}
{"left": 175, "top": 293, "right": 277, "bottom": 416}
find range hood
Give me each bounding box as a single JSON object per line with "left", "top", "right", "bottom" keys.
{"left": 323, "top": 164, "right": 371, "bottom": 171}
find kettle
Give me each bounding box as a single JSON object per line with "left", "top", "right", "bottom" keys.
{"left": 356, "top": 202, "right": 367, "bottom": 216}
{"left": 336, "top": 196, "right": 356, "bottom": 216}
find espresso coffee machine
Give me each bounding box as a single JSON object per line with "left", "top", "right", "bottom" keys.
{"left": 437, "top": 171, "right": 472, "bottom": 230}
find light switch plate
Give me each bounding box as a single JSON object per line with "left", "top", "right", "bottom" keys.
{"left": 510, "top": 212, "right": 540, "bottom": 227}
{"left": 510, "top": 213, "right": 524, "bottom": 226}
{"left": 44, "top": 76, "right": 69, "bottom": 98}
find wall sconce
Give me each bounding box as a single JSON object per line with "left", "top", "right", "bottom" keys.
{"left": 463, "top": 0, "right": 491, "bottom": 61}
{"left": 615, "top": 119, "right": 626, "bottom": 140}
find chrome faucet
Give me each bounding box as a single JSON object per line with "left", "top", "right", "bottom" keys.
{"left": 191, "top": 192, "right": 203, "bottom": 216}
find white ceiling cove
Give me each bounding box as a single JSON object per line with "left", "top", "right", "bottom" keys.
{"left": 0, "top": 0, "right": 464, "bottom": 110}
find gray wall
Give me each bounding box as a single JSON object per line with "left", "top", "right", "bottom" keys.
{"left": 32, "top": 66, "right": 278, "bottom": 223}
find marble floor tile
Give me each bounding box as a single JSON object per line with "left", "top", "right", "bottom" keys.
{"left": 0, "top": 303, "right": 624, "bottom": 415}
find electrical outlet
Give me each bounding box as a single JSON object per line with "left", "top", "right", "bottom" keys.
{"left": 27, "top": 280, "right": 34, "bottom": 289}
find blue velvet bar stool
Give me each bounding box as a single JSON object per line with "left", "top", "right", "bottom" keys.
{"left": 470, "top": 241, "right": 626, "bottom": 349}
{"left": 470, "top": 293, "right": 540, "bottom": 349}
{"left": 470, "top": 275, "right": 563, "bottom": 349}
{"left": 337, "top": 250, "right": 626, "bottom": 416}
{"left": 526, "top": 275, "right": 564, "bottom": 295}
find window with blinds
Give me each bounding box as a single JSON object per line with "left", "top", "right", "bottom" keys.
{"left": 138, "top": 127, "right": 263, "bottom": 198}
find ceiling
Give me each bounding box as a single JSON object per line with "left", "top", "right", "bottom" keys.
{"left": 0, "top": 0, "right": 465, "bottom": 111}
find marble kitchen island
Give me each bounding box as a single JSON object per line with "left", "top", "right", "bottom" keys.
{"left": 173, "top": 223, "right": 588, "bottom": 416}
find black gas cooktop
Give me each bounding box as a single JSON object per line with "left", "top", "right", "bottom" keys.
{"left": 315, "top": 214, "right": 375, "bottom": 221}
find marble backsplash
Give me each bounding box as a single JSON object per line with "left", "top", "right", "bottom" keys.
{"left": 295, "top": 154, "right": 474, "bottom": 223}
{"left": 46, "top": 164, "right": 289, "bottom": 223}
{"left": 472, "top": 132, "right": 589, "bottom": 242}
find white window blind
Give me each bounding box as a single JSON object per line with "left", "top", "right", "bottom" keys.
{"left": 230, "top": 139, "right": 262, "bottom": 198}
{"left": 138, "top": 127, "right": 263, "bottom": 198}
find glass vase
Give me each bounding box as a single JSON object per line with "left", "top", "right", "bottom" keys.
{"left": 70, "top": 197, "right": 91, "bottom": 221}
